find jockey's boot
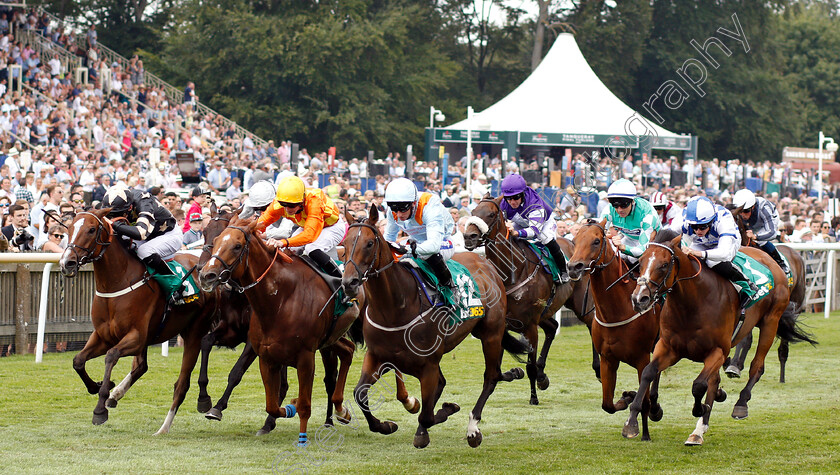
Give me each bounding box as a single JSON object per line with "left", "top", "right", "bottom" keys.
{"left": 427, "top": 252, "right": 459, "bottom": 309}
{"left": 309, "top": 249, "right": 343, "bottom": 279}
{"left": 546, "top": 240, "right": 570, "bottom": 284}
{"left": 764, "top": 245, "right": 791, "bottom": 276}
{"left": 712, "top": 260, "right": 759, "bottom": 308}
{"left": 142, "top": 254, "right": 184, "bottom": 301}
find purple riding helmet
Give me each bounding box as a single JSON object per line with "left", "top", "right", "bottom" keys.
{"left": 499, "top": 173, "right": 554, "bottom": 219}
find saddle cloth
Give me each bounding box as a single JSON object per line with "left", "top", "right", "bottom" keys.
{"left": 526, "top": 241, "right": 566, "bottom": 281}
{"left": 403, "top": 257, "right": 485, "bottom": 325}
{"left": 731, "top": 251, "right": 775, "bottom": 308}
{"left": 147, "top": 259, "right": 199, "bottom": 304}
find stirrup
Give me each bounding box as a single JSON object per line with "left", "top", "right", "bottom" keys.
{"left": 557, "top": 272, "right": 570, "bottom": 284}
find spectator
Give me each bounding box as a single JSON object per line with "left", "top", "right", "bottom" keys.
{"left": 39, "top": 224, "right": 65, "bottom": 253}
{"left": 182, "top": 212, "right": 204, "bottom": 248}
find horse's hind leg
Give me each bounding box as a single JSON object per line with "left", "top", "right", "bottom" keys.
{"left": 319, "top": 346, "right": 339, "bottom": 426}
{"left": 196, "top": 332, "right": 216, "bottom": 413}
{"left": 524, "top": 323, "right": 540, "bottom": 405}
{"left": 536, "top": 316, "right": 558, "bottom": 391}
{"left": 106, "top": 350, "right": 149, "bottom": 407}
{"left": 685, "top": 348, "right": 726, "bottom": 445}
{"left": 395, "top": 369, "right": 420, "bottom": 414}
{"left": 726, "top": 331, "right": 752, "bottom": 378}
{"left": 206, "top": 342, "right": 258, "bottom": 421}
{"left": 155, "top": 327, "right": 206, "bottom": 435}
{"left": 778, "top": 339, "right": 789, "bottom": 383}
{"left": 465, "top": 332, "right": 506, "bottom": 447}
{"left": 733, "top": 323, "right": 776, "bottom": 420}
{"left": 93, "top": 330, "right": 144, "bottom": 425}
{"left": 353, "top": 353, "right": 398, "bottom": 435}
{"left": 649, "top": 372, "right": 663, "bottom": 422}
{"left": 73, "top": 331, "right": 109, "bottom": 394}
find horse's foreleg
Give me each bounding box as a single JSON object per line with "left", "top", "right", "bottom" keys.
{"left": 196, "top": 332, "right": 216, "bottom": 413}
{"left": 320, "top": 346, "right": 338, "bottom": 426}
{"left": 155, "top": 329, "right": 204, "bottom": 435}
{"left": 107, "top": 350, "right": 149, "bottom": 407}
{"left": 256, "top": 356, "right": 288, "bottom": 437}
{"left": 524, "top": 324, "right": 540, "bottom": 405}
{"left": 72, "top": 332, "right": 109, "bottom": 395}
{"left": 536, "top": 316, "right": 558, "bottom": 391}
{"left": 258, "top": 365, "right": 287, "bottom": 436}
{"left": 599, "top": 356, "right": 624, "bottom": 413}
{"left": 294, "top": 351, "right": 316, "bottom": 447}
{"left": 591, "top": 341, "right": 601, "bottom": 381}
{"left": 329, "top": 338, "right": 355, "bottom": 424}
{"left": 733, "top": 322, "right": 775, "bottom": 420}
{"left": 726, "top": 331, "right": 752, "bottom": 378}
{"left": 649, "top": 372, "right": 663, "bottom": 422}
{"left": 206, "top": 342, "right": 258, "bottom": 421}
{"left": 623, "top": 348, "right": 678, "bottom": 439}
{"left": 414, "top": 365, "right": 451, "bottom": 449}
{"left": 93, "top": 331, "right": 143, "bottom": 426}
{"left": 686, "top": 352, "right": 725, "bottom": 446}
{"left": 353, "top": 352, "right": 397, "bottom": 435}
{"left": 465, "top": 332, "right": 505, "bottom": 448}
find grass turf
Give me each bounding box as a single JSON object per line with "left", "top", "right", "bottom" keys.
{"left": 0, "top": 313, "right": 838, "bottom": 474}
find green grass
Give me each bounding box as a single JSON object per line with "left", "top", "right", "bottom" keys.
{"left": 1, "top": 314, "right": 839, "bottom": 474}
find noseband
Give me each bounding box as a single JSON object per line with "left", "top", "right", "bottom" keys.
{"left": 578, "top": 221, "right": 617, "bottom": 273}
{"left": 468, "top": 199, "right": 506, "bottom": 248}
{"left": 344, "top": 222, "right": 397, "bottom": 284}
{"left": 209, "top": 226, "right": 252, "bottom": 291}
{"left": 65, "top": 212, "right": 112, "bottom": 266}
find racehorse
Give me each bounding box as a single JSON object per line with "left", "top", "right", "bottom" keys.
{"left": 195, "top": 205, "right": 419, "bottom": 431}
{"left": 59, "top": 209, "right": 218, "bottom": 433}
{"left": 625, "top": 228, "right": 794, "bottom": 445}
{"left": 341, "top": 206, "right": 529, "bottom": 448}
{"left": 566, "top": 219, "right": 663, "bottom": 441}
{"left": 725, "top": 205, "right": 816, "bottom": 382}
{"left": 198, "top": 214, "right": 363, "bottom": 446}
{"left": 463, "top": 197, "right": 598, "bottom": 405}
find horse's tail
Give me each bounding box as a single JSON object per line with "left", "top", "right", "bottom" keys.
{"left": 347, "top": 317, "right": 366, "bottom": 348}
{"left": 501, "top": 330, "right": 532, "bottom": 363}
{"left": 776, "top": 302, "right": 818, "bottom": 346}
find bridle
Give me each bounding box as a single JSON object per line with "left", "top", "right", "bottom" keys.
{"left": 344, "top": 222, "right": 398, "bottom": 284}
{"left": 635, "top": 241, "right": 701, "bottom": 304}
{"left": 64, "top": 212, "right": 112, "bottom": 266}
{"left": 201, "top": 214, "right": 231, "bottom": 256}
{"left": 468, "top": 199, "right": 506, "bottom": 248}
{"left": 208, "top": 225, "right": 279, "bottom": 293}
{"left": 578, "top": 220, "right": 617, "bottom": 273}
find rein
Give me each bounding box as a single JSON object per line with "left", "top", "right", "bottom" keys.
{"left": 210, "top": 225, "right": 286, "bottom": 293}
{"left": 65, "top": 212, "right": 113, "bottom": 267}
{"left": 636, "top": 242, "right": 702, "bottom": 305}
{"left": 344, "top": 222, "right": 399, "bottom": 284}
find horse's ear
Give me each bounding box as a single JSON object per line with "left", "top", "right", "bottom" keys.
{"left": 670, "top": 234, "right": 682, "bottom": 249}
{"left": 483, "top": 192, "right": 492, "bottom": 200}
{"left": 599, "top": 217, "right": 607, "bottom": 228}
{"left": 95, "top": 207, "right": 111, "bottom": 218}
{"left": 210, "top": 200, "right": 218, "bottom": 218}
{"left": 344, "top": 210, "right": 355, "bottom": 225}
{"left": 368, "top": 204, "right": 380, "bottom": 225}
{"left": 494, "top": 196, "right": 503, "bottom": 206}
{"left": 650, "top": 230, "right": 657, "bottom": 241}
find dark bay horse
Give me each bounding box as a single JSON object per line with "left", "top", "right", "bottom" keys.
{"left": 463, "top": 197, "right": 598, "bottom": 405}
{"left": 725, "top": 206, "right": 816, "bottom": 382}
{"left": 195, "top": 206, "right": 418, "bottom": 431}
{"left": 566, "top": 219, "right": 662, "bottom": 441}
{"left": 59, "top": 209, "right": 217, "bottom": 433}
{"left": 199, "top": 215, "right": 362, "bottom": 446}
{"left": 625, "top": 229, "right": 793, "bottom": 445}
{"left": 341, "top": 206, "right": 529, "bottom": 448}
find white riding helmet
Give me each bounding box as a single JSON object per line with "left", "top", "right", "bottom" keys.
{"left": 683, "top": 196, "right": 717, "bottom": 225}
{"left": 649, "top": 191, "right": 668, "bottom": 207}
{"left": 607, "top": 179, "right": 637, "bottom": 199}
{"left": 384, "top": 178, "right": 419, "bottom": 205}
{"left": 733, "top": 189, "right": 756, "bottom": 210}
{"left": 245, "top": 180, "right": 277, "bottom": 208}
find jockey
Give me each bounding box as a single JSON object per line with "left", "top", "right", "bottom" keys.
{"left": 244, "top": 180, "right": 294, "bottom": 240}
{"left": 256, "top": 175, "right": 346, "bottom": 279}
{"left": 649, "top": 191, "right": 682, "bottom": 227}
{"left": 599, "top": 179, "right": 661, "bottom": 263}
{"left": 672, "top": 196, "right": 759, "bottom": 317}
{"left": 101, "top": 183, "right": 185, "bottom": 296}
{"left": 732, "top": 189, "right": 791, "bottom": 276}
{"left": 499, "top": 173, "right": 569, "bottom": 284}
{"left": 383, "top": 177, "right": 458, "bottom": 301}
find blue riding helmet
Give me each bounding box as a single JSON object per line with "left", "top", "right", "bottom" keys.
{"left": 683, "top": 196, "right": 717, "bottom": 225}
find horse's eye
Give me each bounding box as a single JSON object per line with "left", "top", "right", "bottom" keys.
{"left": 488, "top": 212, "right": 496, "bottom": 220}
{"left": 233, "top": 243, "right": 242, "bottom": 251}
{"left": 87, "top": 227, "right": 95, "bottom": 234}
{"left": 592, "top": 238, "right": 600, "bottom": 246}
{"left": 659, "top": 263, "right": 669, "bottom": 271}
{"left": 366, "top": 240, "right": 374, "bottom": 248}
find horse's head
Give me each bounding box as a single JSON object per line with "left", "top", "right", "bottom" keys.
{"left": 341, "top": 205, "right": 390, "bottom": 298}
{"left": 199, "top": 201, "right": 235, "bottom": 267}
{"left": 567, "top": 218, "right": 610, "bottom": 280}
{"left": 59, "top": 208, "right": 112, "bottom": 277}
{"left": 198, "top": 212, "right": 253, "bottom": 291}
{"left": 631, "top": 229, "right": 682, "bottom": 314}
{"left": 464, "top": 196, "right": 504, "bottom": 251}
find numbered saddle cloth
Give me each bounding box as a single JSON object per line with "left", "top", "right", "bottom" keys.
{"left": 526, "top": 242, "right": 565, "bottom": 281}
{"left": 731, "top": 252, "right": 775, "bottom": 308}
{"left": 146, "top": 259, "right": 199, "bottom": 304}
{"left": 408, "top": 257, "right": 485, "bottom": 325}
{"left": 779, "top": 252, "right": 793, "bottom": 287}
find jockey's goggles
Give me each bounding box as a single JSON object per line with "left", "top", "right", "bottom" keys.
{"left": 653, "top": 204, "right": 666, "bottom": 210}
{"left": 690, "top": 222, "right": 712, "bottom": 231}
{"left": 389, "top": 202, "right": 413, "bottom": 213}
{"left": 252, "top": 205, "right": 269, "bottom": 213}
{"left": 278, "top": 201, "right": 302, "bottom": 209}
{"left": 504, "top": 192, "right": 525, "bottom": 202}
{"left": 609, "top": 198, "right": 633, "bottom": 209}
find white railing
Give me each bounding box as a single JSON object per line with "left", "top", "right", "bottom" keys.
{"left": 779, "top": 242, "right": 840, "bottom": 319}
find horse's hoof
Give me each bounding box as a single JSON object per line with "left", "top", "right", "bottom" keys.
{"left": 649, "top": 404, "right": 664, "bottom": 422}
{"left": 442, "top": 402, "right": 460, "bottom": 415}
{"left": 105, "top": 398, "right": 118, "bottom": 408}
{"left": 724, "top": 365, "right": 742, "bottom": 378}
{"left": 407, "top": 398, "right": 421, "bottom": 414}
{"left": 413, "top": 432, "right": 430, "bottom": 448}
{"left": 732, "top": 405, "right": 748, "bottom": 420}
{"left": 205, "top": 408, "right": 223, "bottom": 421}
{"left": 334, "top": 407, "right": 351, "bottom": 425}
{"left": 692, "top": 403, "right": 709, "bottom": 418}
{"left": 510, "top": 367, "right": 525, "bottom": 380}
{"left": 92, "top": 410, "right": 108, "bottom": 425}
{"left": 255, "top": 428, "right": 272, "bottom": 436}
{"left": 529, "top": 396, "right": 539, "bottom": 405}
{"left": 197, "top": 397, "right": 212, "bottom": 413}
{"left": 685, "top": 434, "right": 704, "bottom": 446}
{"left": 467, "top": 430, "right": 483, "bottom": 448}
{"left": 537, "top": 375, "right": 550, "bottom": 391}
{"left": 715, "top": 388, "right": 727, "bottom": 403}
{"left": 622, "top": 420, "right": 639, "bottom": 439}
{"left": 379, "top": 421, "right": 399, "bottom": 435}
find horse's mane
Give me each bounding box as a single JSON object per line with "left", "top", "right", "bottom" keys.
{"left": 653, "top": 228, "right": 681, "bottom": 244}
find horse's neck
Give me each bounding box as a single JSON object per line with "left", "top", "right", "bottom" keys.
{"left": 668, "top": 254, "right": 721, "bottom": 314}
{"left": 93, "top": 239, "right": 145, "bottom": 292}
{"left": 589, "top": 248, "right": 637, "bottom": 315}
{"left": 484, "top": 229, "right": 533, "bottom": 285}
{"left": 365, "top": 255, "right": 418, "bottom": 319}
{"left": 241, "top": 241, "right": 294, "bottom": 312}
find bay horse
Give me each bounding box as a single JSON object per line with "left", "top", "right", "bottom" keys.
{"left": 725, "top": 205, "right": 816, "bottom": 382}
{"left": 198, "top": 214, "right": 362, "bottom": 446}
{"left": 59, "top": 209, "right": 218, "bottom": 433}
{"left": 463, "top": 197, "right": 598, "bottom": 405}
{"left": 566, "top": 218, "right": 663, "bottom": 441}
{"left": 625, "top": 229, "right": 793, "bottom": 445}
{"left": 341, "top": 206, "right": 530, "bottom": 448}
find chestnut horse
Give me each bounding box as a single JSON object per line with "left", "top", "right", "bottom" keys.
{"left": 195, "top": 205, "right": 418, "bottom": 431}
{"left": 341, "top": 206, "right": 529, "bottom": 448}
{"left": 199, "top": 215, "right": 362, "bottom": 446}
{"left": 566, "top": 219, "right": 663, "bottom": 441}
{"left": 463, "top": 197, "right": 598, "bottom": 405}
{"left": 625, "top": 229, "right": 792, "bottom": 445}
{"left": 725, "top": 206, "right": 816, "bottom": 382}
{"left": 59, "top": 209, "right": 217, "bottom": 433}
